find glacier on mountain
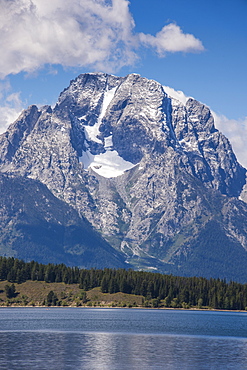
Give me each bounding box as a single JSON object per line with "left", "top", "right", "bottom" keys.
{"left": 79, "top": 145, "right": 136, "bottom": 178}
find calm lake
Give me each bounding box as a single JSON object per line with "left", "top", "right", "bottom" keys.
{"left": 0, "top": 307, "right": 247, "bottom": 369}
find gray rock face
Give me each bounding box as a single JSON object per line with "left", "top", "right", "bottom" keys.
{"left": 0, "top": 173, "right": 127, "bottom": 268}
{"left": 1, "top": 72, "right": 247, "bottom": 281}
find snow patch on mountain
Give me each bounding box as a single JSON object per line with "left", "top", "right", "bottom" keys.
{"left": 79, "top": 83, "right": 136, "bottom": 178}
{"left": 79, "top": 144, "right": 136, "bottom": 178}
{"left": 83, "top": 86, "right": 117, "bottom": 143}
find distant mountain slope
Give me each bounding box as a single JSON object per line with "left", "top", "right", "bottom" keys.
{"left": 0, "top": 173, "right": 127, "bottom": 269}
{"left": 1, "top": 72, "right": 247, "bottom": 281}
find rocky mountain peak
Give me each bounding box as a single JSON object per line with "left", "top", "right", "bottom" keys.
{"left": 0, "top": 72, "right": 245, "bottom": 199}
{"left": 1, "top": 72, "right": 247, "bottom": 281}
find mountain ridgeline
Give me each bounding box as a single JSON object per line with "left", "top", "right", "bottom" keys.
{"left": 1, "top": 73, "right": 247, "bottom": 282}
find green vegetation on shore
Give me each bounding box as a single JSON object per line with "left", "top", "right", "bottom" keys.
{"left": 0, "top": 256, "right": 247, "bottom": 310}
{"left": 0, "top": 282, "right": 143, "bottom": 308}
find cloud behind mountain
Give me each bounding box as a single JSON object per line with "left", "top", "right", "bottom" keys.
{"left": 0, "top": 0, "right": 204, "bottom": 78}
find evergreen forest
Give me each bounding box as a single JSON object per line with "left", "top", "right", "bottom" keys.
{"left": 0, "top": 256, "right": 247, "bottom": 310}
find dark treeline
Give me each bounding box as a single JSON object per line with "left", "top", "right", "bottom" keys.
{"left": 1, "top": 256, "right": 247, "bottom": 310}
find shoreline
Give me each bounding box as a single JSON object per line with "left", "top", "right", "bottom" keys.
{"left": 0, "top": 305, "right": 246, "bottom": 313}
{"left": 1, "top": 281, "right": 246, "bottom": 312}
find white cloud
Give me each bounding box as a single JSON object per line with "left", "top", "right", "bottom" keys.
{"left": 139, "top": 23, "right": 204, "bottom": 55}
{"left": 163, "top": 85, "right": 191, "bottom": 105}
{"left": 0, "top": 80, "right": 24, "bottom": 134}
{"left": 0, "top": 0, "right": 204, "bottom": 78}
{"left": 0, "top": 97, "right": 23, "bottom": 134}
{"left": 213, "top": 112, "right": 247, "bottom": 169}
{"left": 0, "top": 0, "right": 137, "bottom": 77}
{"left": 0, "top": 94, "right": 23, "bottom": 134}
{"left": 0, "top": 0, "right": 205, "bottom": 133}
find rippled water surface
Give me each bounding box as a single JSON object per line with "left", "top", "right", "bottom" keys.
{"left": 0, "top": 307, "right": 247, "bottom": 369}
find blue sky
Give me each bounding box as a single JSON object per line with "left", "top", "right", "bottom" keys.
{"left": 0, "top": 0, "right": 247, "bottom": 165}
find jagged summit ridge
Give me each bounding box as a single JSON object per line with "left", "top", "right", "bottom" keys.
{"left": 1, "top": 72, "right": 247, "bottom": 281}
{"left": 1, "top": 72, "right": 243, "bottom": 195}
{"left": 59, "top": 73, "right": 244, "bottom": 192}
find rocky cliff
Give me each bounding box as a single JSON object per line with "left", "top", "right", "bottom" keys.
{"left": 1, "top": 72, "right": 247, "bottom": 281}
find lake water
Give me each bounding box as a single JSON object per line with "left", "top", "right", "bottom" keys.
{"left": 0, "top": 308, "right": 247, "bottom": 369}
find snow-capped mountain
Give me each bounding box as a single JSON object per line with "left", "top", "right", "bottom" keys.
{"left": 1, "top": 72, "right": 247, "bottom": 281}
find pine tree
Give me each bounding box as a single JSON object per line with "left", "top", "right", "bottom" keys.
{"left": 101, "top": 275, "right": 109, "bottom": 293}
{"left": 46, "top": 290, "right": 58, "bottom": 306}
{"left": 5, "top": 283, "right": 16, "bottom": 298}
